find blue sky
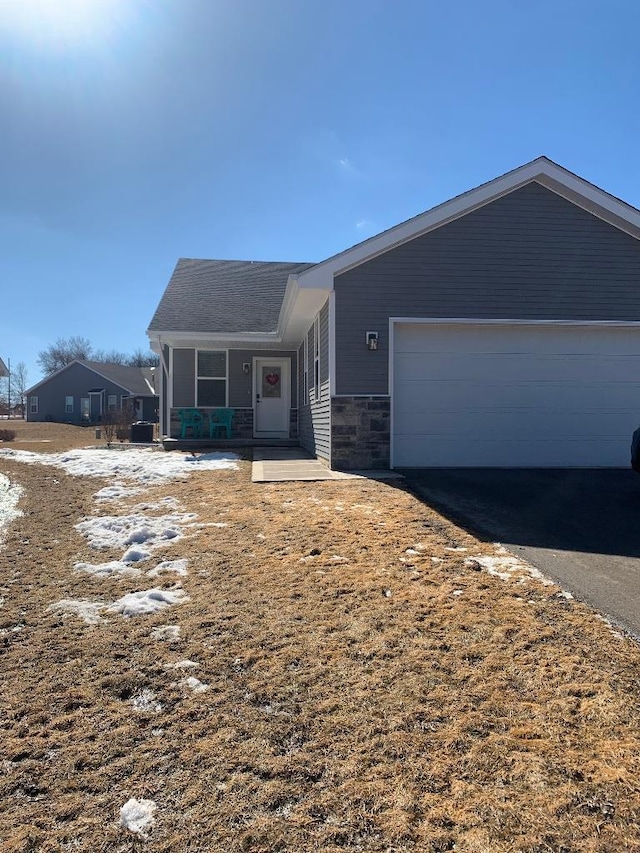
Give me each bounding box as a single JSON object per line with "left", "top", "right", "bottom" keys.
{"left": 1, "top": 0, "right": 639, "bottom": 386}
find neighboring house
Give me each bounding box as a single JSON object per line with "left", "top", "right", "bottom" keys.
{"left": 0, "top": 358, "right": 8, "bottom": 378}
{"left": 25, "top": 361, "right": 159, "bottom": 424}
{"left": 148, "top": 157, "right": 640, "bottom": 469}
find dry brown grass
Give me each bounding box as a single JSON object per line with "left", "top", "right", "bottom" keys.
{"left": 1, "top": 423, "right": 640, "bottom": 851}
{"left": 0, "top": 419, "right": 105, "bottom": 453}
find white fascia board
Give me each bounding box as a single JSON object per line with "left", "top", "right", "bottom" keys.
{"left": 297, "top": 157, "right": 640, "bottom": 288}
{"left": 277, "top": 278, "right": 332, "bottom": 345}
{"left": 276, "top": 274, "right": 302, "bottom": 338}
{"left": 148, "top": 330, "right": 281, "bottom": 347}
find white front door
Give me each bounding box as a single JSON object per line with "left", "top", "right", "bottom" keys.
{"left": 253, "top": 358, "right": 290, "bottom": 437}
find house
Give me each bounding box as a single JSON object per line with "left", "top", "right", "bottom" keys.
{"left": 147, "top": 157, "right": 640, "bottom": 469}
{"left": 25, "top": 361, "right": 159, "bottom": 424}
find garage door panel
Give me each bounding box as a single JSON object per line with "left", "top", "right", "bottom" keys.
{"left": 395, "top": 323, "right": 640, "bottom": 356}
{"left": 393, "top": 324, "right": 640, "bottom": 467}
{"left": 394, "top": 380, "right": 638, "bottom": 414}
{"left": 394, "top": 436, "right": 627, "bottom": 468}
{"left": 395, "top": 410, "right": 637, "bottom": 439}
{"left": 394, "top": 352, "right": 640, "bottom": 383}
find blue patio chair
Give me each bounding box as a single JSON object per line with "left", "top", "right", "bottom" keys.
{"left": 208, "top": 408, "right": 235, "bottom": 439}
{"left": 177, "top": 408, "right": 204, "bottom": 439}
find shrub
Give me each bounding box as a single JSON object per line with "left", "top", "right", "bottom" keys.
{"left": 0, "top": 429, "right": 16, "bottom": 442}
{"left": 101, "top": 414, "right": 118, "bottom": 447}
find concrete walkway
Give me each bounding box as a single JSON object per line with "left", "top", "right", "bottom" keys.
{"left": 252, "top": 447, "right": 402, "bottom": 483}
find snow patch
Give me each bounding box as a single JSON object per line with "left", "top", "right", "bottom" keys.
{"left": 132, "top": 497, "right": 181, "bottom": 512}
{"left": 121, "top": 546, "right": 152, "bottom": 563}
{"left": 0, "top": 473, "right": 23, "bottom": 543}
{"left": 94, "top": 484, "right": 144, "bottom": 502}
{"left": 131, "top": 689, "right": 162, "bottom": 712}
{"left": 75, "top": 512, "right": 195, "bottom": 551}
{"left": 120, "top": 798, "right": 157, "bottom": 837}
{"left": 74, "top": 560, "right": 142, "bottom": 578}
{"left": 147, "top": 559, "right": 189, "bottom": 578}
{"left": 166, "top": 659, "right": 198, "bottom": 669}
{"left": 48, "top": 598, "right": 103, "bottom": 624}
{"left": 151, "top": 624, "right": 181, "bottom": 641}
{"left": 0, "top": 447, "right": 239, "bottom": 485}
{"left": 107, "top": 587, "right": 190, "bottom": 617}
{"left": 179, "top": 675, "right": 209, "bottom": 693}
{"left": 466, "top": 545, "right": 553, "bottom": 584}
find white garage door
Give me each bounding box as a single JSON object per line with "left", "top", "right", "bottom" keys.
{"left": 392, "top": 323, "right": 640, "bottom": 467}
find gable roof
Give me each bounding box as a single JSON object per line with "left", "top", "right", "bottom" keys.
{"left": 0, "top": 358, "right": 8, "bottom": 378}
{"left": 26, "top": 361, "right": 157, "bottom": 396}
{"left": 79, "top": 361, "right": 156, "bottom": 396}
{"left": 147, "top": 259, "right": 315, "bottom": 335}
{"left": 295, "top": 156, "right": 640, "bottom": 289}
{"left": 147, "top": 157, "right": 640, "bottom": 345}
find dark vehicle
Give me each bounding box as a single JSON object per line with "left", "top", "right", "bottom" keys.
{"left": 632, "top": 427, "right": 640, "bottom": 472}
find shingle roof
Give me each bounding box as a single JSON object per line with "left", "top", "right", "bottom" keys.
{"left": 79, "top": 361, "right": 156, "bottom": 396}
{"left": 147, "top": 259, "right": 315, "bottom": 334}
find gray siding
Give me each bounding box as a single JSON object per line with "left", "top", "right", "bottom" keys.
{"left": 172, "top": 349, "right": 196, "bottom": 407}
{"left": 27, "top": 363, "right": 129, "bottom": 423}
{"left": 334, "top": 182, "right": 640, "bottom": 395}
{"left": 172, "top": 347, "right": 297, "bottom": 413}
{"left": 298, "top": 300, "right": 331, "bottom": 461}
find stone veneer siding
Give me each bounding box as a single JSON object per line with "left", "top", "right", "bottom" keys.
{"left": 330, "top": 396, "right": 390, "bottom": 470}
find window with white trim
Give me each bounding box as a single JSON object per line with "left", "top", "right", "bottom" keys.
{"left": 197, "top": 350, "right": 227, "bottom": 407}
{"left": 107, "top": 395, "right": 117, "bottom": 413}
{"left": 29, "top": 396, "right": 38, "bottom": 414}
{"left": 302, "top": 336, "right": 308, "bottom": 404}
{"left": 65, "top": 396, "right": 74, "bottom": 414}
{"left": 313, "top": 314, "right": 320, "bottom": 402}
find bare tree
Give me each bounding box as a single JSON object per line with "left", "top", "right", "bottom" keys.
{"left": 126, "top": 349, "right": 160, "bottom": 367}
{"left": 11, "top": 362, "right": 28, "bottom": 418}
{"left": 91, "top": 348, "right": 129, "bottom": 365}
{"left": 37, "top": 337, "right": 159, "bottom": 375}
{"left": 0, "top": 379, "right": 7, "bottom": 418}
{"left": 37, "top": 336, "right": 93, "bottom": 375}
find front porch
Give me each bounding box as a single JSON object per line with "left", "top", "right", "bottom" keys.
{"left": 162, "top": 436, "right": 300, "bottom": 452}
{"left": 167, "top": 406, "right": 298, "bottom": 441}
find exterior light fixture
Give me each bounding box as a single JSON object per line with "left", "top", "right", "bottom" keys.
{"left": 366, "top": 331, "right": 379, "bottom": 351}
{"left": 242, "top": 362, "right": 251, "bottom": 374}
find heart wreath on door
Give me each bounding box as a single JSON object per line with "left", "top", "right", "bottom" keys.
{"left": 265, "top": 373, "right": 280, "bottom": 386}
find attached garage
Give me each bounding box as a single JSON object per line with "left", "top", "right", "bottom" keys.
{"left": 392, "top": 322, "right": 640, "bottom": 467}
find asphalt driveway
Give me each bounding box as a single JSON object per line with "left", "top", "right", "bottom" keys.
{"left": 402, "top": 468, "right": 640, "bottom": 639}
